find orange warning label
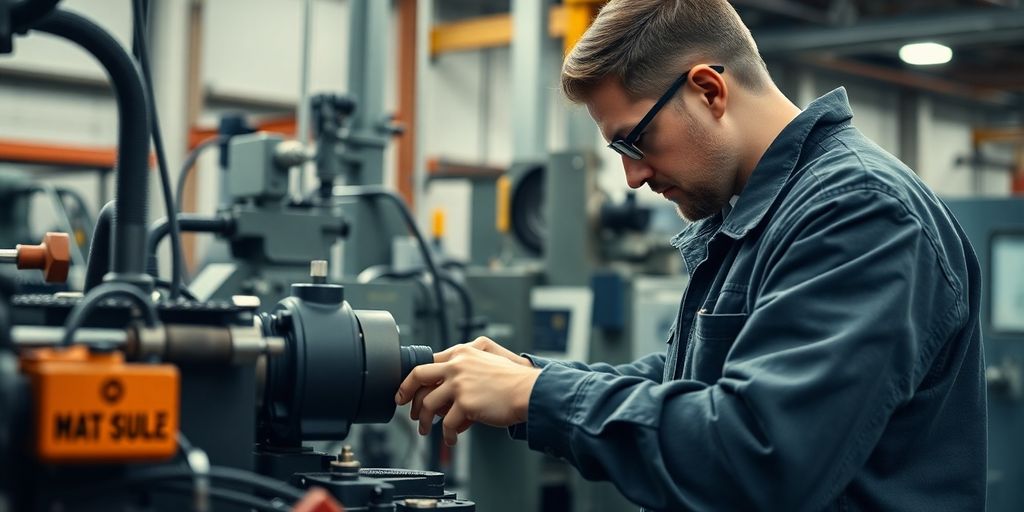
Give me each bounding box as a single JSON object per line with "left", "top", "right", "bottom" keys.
{"left": 21, "top": 346, "right": 179, "bottom": 463}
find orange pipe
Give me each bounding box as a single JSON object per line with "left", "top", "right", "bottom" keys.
{"left": 0, "top": 138, "right": 155, "bottom": 169}
{"left": 0, "top": 139, "right": 120, "bottom": 168}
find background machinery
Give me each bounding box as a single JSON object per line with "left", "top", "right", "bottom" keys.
{"left": 0, "top": 0, "right": 473, "bottom": 510}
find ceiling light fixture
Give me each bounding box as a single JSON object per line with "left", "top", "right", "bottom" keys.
{"left": 899, "top": 42, "right": 953, "bottom": 66}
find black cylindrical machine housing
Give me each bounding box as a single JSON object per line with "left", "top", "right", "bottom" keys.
{"left": 259, "top": 282, "right": 431, "bottom": 445}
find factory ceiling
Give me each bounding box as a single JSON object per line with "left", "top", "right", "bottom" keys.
{"left": 736, "top": 0, "right": 1024, "bottom": 104}
{"left": 436, "top": 0, "right": 1023, "bottom": 107}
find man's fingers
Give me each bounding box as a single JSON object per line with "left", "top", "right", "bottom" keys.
{"left": 431, "top": 345, "right": 459, "bottom": 364}
{"left": 433, "top": 337, "right": 489, "bottom": 363}
{"left": 419, "top": 384, "right": 455, "bottom": 436}
{"left": 442, "top": 404, "right": 469, "bottom": 446}
{"left": 396, "top": 363, "right": 447, "bottom": 404}
{"left": 409, "top": 385, "right": 434, "bottom": 421}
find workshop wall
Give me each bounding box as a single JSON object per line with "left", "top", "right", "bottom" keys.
{"left": 202, "top": 0, "right": 350, "bottom": 105}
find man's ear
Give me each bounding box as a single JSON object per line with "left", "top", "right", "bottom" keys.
{"left": 688, "top": 65, "right": 727, "bottom": 119}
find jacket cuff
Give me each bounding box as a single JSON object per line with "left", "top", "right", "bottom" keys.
{"left": 508, "top": 354, "right": 591, "bottom": 442}
{"left": 508, "top": 354, "right": 552, "bottom": 439}
{"left": 520, "top": 363, "right": 595, "bottom": 457}
{"left": 521, "top": 353, "right": 557, "bottom": 369}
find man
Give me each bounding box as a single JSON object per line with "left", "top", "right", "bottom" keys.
{"left": 396, "top": 1, "right": 987, "bottom": 510}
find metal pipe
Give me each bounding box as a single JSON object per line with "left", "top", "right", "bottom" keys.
{"left": 0, "top": 250, "right": 16, "bottom": 265}
{"left": 146, "top": 214, "right": 234, "bottom": 277}
{"left": 293, "top": 0, "right": 314, "bottom": 198}
{"left": 510, "top": 0, "right": 551, "bottom": 162}
{"left": 413, "top": 0, "right": 432, "bottom": 227}
{"left": 12, "top": 326, "right": 127, "bottom": 347}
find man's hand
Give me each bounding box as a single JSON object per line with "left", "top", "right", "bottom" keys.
{"left": 432, "top": 336, "right": 534, "bottom": 367}
{"left": 395, "top": 338, "right": 541, "bottom": 447}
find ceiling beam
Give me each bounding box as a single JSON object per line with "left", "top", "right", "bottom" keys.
{"left": 730, "top": 0, "right": 830, "bottom": 24}
{"left": 430, "top": 6, "right": 566, "bottom": 57}
{"left": 754, "top": 8, "right": 1024, "bottom": 55}
{"left": 802, "top": 55, "right": 1017, "bottom": 107}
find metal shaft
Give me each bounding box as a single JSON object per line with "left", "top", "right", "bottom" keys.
{"left": 0, "top": 249, "right": 17, "bottom": 264}
{"left": 310, "top": 259, "right": 328, "bottom": 284}
{"left": 12, "top": 326, "right": 128, "bottom": 347}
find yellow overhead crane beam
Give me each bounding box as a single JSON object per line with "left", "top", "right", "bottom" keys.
{"left": 430, "top": 0, "right": 606, "bottom": 58}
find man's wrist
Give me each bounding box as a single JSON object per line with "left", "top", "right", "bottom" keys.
{"left": 514, "top": 367, "right": 542, "bottom": 424}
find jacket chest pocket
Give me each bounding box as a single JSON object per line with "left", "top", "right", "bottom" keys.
{"left": 689, "top": 311, "right": 748, "bottom": 383}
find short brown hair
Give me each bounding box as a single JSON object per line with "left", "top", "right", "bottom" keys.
{"left": 561, "top": 0, "right": 770, "bottom": 103}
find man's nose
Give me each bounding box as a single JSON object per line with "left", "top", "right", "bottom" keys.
{"left": 623, "top": 156, "right": 653, "bottom": 189}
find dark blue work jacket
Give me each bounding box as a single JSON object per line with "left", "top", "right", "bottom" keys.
{"left": 512, "top": 88, "right": 986, "bottom": 511}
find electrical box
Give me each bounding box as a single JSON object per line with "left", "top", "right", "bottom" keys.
{"left": 228, "top": 133, "right": 289, "bottom": 202}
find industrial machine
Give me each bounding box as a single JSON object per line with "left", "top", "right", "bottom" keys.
{"left": 137, "top": 0, "right": 475, "bottom": 479}
{"left": 0, "top": 1, "right": 472, "bottom": 510}
{"left": 147, "top": 0, "right": 463, "bottom": 354}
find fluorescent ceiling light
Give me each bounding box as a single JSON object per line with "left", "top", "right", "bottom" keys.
{"left": 899, "top": 42, "right": 953, "bottom": 66}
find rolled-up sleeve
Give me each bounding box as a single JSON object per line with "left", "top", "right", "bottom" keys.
{"left": 515, "top": 188, "right": 965, "bottom": 511}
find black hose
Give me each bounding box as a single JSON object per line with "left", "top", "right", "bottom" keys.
{"left": 206, "top": 466, "right": 307, "bottom": 502}
{"left": 60, "top": 282, "right": 159, "bottom": 347}
{"left": 60, "top": 465, "right": 306, "bottom": 508}
{"left": 363, "top": 266, "right": 478, "bottom": 346}
{"left": 9, "top": 0, "right": 61, "bottom": 32}
{"left": 152, "top": 482, "right": 290, "bottom": 512}
{"left": 438, "top": 273, "right": 476, "bottom": 344}
{"left": 333, "top": 187, "right": 451, "bottom": 348}
{"left": 146, "top": 215, "right": 234, "bottom": 279}
{"left": 65, "top": 465, "right": 307, "bottom": 503}
{"left": 83, "top": 201, "right": 115, "bottom": 292}
{"left": 34, "top": 10, "right": 151, "bottom": 283}
{"left": 132, "top": 0, "right": 183, "bottom": 299}
{"left": 154, "top": 278, "right": 197, "bottom": 301}
{"left": 176, "top": 135, "right": 227, "bottom": 214}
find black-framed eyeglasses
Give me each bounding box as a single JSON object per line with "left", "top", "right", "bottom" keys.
{"left": 608, "top": 65, "right": 725, "bottom": 160}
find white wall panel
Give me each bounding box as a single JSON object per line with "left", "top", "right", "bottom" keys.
{"left": 202, "top": 0, "right": 349, "bottom": 103}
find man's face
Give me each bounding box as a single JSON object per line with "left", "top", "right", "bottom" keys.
{"left": 587, "top": 77, "right": 738, "bottom": 222}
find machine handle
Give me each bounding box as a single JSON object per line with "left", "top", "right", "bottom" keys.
{"left": 1, "top": 232, "right": 71, "bottom": 283}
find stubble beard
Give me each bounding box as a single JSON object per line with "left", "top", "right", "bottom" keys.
{"left": 672, "top": 124, "right": 736, "bottom": 222}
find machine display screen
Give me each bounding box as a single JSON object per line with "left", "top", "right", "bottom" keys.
{"left": 534, "top": 309, "right": 572, "bottom": 353}
{"left": 991, "top": 232, "right": 1024, "bottom": 334}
